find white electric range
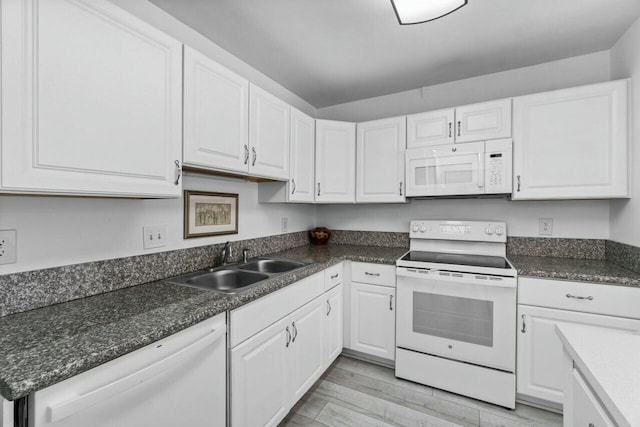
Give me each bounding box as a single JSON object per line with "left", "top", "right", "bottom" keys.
{"left": 395, "top": 220, "right": 517, "bottom": 408}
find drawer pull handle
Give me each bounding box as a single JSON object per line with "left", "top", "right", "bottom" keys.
{"left": 389, "top": 295, "right": 393, "bottom": 311}
{"left": 566, "top": 293, "right": 593, "bottom": 301}
{"left": 365, "top": 272, "right": 380, "bottom": 277}
{"left": 285, "top": 326, "right": 291, "bottom": 347}
{"left": 327, "top": 300, "right": 331, "bottom": 316}
{"left": 291, "top": 322, "right": 298, "bottom": 343}
{"left": 521, "top": 314, "right": 526, "bottom": 333}
{"left": 331, "top": 273, "right": 339, "bottom": 279}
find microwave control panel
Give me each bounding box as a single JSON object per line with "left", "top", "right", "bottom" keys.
{"left": 484, "top": 139, "right": 513, "bottom": 194}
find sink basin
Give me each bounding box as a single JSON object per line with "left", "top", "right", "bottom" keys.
{"left": 238, "top": 259, "right": 307, "bottom": 274}
{"left": 185, "top": 270, "right": 269, "bottom": 293}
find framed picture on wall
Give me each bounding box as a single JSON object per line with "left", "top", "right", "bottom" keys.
{"left": 184, "top": 191, "right": 239, "bottom": 238}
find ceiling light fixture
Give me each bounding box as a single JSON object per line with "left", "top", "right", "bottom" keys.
{"left": 390, "top": 0, "right": 468, "bottom": 25}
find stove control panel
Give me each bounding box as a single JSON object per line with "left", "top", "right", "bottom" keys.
{"left": 409, "top": 220, "right": 507, "bottom": 242}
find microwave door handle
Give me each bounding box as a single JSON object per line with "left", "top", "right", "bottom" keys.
{"left": 477, "top": 152, "right": 485, "bottom": 188}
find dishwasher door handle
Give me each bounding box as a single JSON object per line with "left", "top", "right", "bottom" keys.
{"left": 47, "top": 324, "right": 226, "bottom": 422}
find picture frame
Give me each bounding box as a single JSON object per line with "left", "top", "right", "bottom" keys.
{"left": 183, "top": 190, "right": 239, "bottom": 238}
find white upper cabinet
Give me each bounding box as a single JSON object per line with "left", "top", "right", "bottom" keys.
{"left": 249, "top": 84, "right": 290, "bottom": 180}
{"left": 455, "top": 99, "right": 512, "bottom": 143}
{"left": 315, "top": 120, "right": 356, "bottom": 203}
{"left": 512, "top": 80, "right": 628, "bottom": 200}
{"left": 183, "top": 46, "right": 249, "bottom": 175}
{"left": 407, "top": 109, "right": 454, "bottom": 147}
{"left": 289, "top": 108, "right": 316, "bottom": 202}
{"left": 356, "top": 117, "right": 406, "bottom": 203}
{"left": 1, "top": 0, "right": 183, "bottom": 198}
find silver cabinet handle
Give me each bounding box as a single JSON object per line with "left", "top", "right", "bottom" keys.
{"left": 244, "top": 145, "right": 249, "bottom": 165}
{"left": 291, "top": 179, "right": 296, "bottom": 195}
{"left": 399, "top": 182, "right": 403, "bottom": 196}
{"left": 457, "top": 121, "right": 461, "bottom": 137}
{"left": 448, "top": 122, "right": 452, "bottom": 137}
{"left": 251, "top": 147, "right": 257, "bottom": 166}
{"left": 521, "top": 314, "right": 526, "bottom": 333}
{"left": 517, "top": 175, "right": 521, "bottom": 192}
{"left": 285, "top": 326, "right": 291, "bottom": 347}
{"left": 327, "top": 300, "right": 332, "bottom": 316}
{"left": 174, "top": 160, "right": 181, "bottom": 185}
{"left": 365, "top": 272, "right": 380, "bottom": 277}
{"left": 331, "top": 273, "right": 339, "bottom": 279}
{"left": 389, "top": 295, "right": 393, "bottom": 311}
{"left": 589, "top": 424, "right": 594, "bottom": 427}
{"left": 317, "top": 183, "right": 321, "bottom": 196}
{"left": 566, "top": 293, "right": 594, "bottom": 301}
{"left": 291, "top": 322, "right": 298, "bottom": 343}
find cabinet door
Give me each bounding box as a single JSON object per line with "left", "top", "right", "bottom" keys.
{"left": 249, "top": 84, "right": 290, "bottom": 180}
{"left": 517, "top": 305, "right": 640, "bottom": 405}
{"left": 407, "top": 109, "right": 454, "bottom": 148}
{"left": 568, "top": 369, "right": 615, "bottom": 427}
{"left": 1, "top": 0, "right": 182, "bottom": 197}
{"left": 183, "top": 47, "right": 249, "bottom": 174}
{"left": 356, "top": 117, "right": 406, "bottom": 203}
{"left": 324, "top": 284, "right": 344, "bottom": 366}
{"left": 289, "top": 297, "right": 325, "bottom": 403}
{"left": 350, "top": 283, "right": 396, "bottom": 360}
{"left": 315, "top": 120, "right": 356, "bottom": 203}
{"left": 455, "top": 99, "right": 512, "bottom": 143}
{"left": 232, "top": 316, "right": 291, "bottom": 427}
{"left": 289, "top": 108, "right": 316, "bottom": 202}
{"left": 512, "top": 80, "right": 628, "bottom": 200}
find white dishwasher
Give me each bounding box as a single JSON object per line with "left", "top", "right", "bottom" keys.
{"left": 30, "top": 313, "right": 226, "bottom": 427}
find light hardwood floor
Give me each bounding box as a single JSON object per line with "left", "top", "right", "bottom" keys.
{"left": 279, "top": 356, "right": 563, "bottom": 427}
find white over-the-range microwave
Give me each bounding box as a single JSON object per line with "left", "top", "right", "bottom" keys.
{"left": 405, "top": 138, "right": 513, "bottom": 197}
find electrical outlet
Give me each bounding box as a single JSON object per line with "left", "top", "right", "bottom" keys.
{"left": 0, "top": 230, "right": 17, "bottom": 265}
{"left": 539, "top": 218, "right": 553, "bottom": 236}
{"left": 143, "top": 225, "right": 166, "bottom": 250}
{"left": 281, "top": 217, "right": 288, "bottom": 233}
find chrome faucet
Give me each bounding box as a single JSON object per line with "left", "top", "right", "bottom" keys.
{"left": 242, "top": 248, "right": 249, "bottom": 263}
{"left": 221, "top": 241, "right": 232, "bottom": 265}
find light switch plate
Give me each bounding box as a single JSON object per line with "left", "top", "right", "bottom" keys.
{"left": 0, "top": 230, "right": 17, "bottom": 265}
{"left": 143, "top": 225, "right": 166, "bottom": 250}
{"left": 538, "top": 218, "right": 553, "bottom": 236}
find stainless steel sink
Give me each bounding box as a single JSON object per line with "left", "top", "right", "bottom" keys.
{"left": 237, "top": 259, "right": 307, "bottom": 274}
{"left": 185, "top": 270, "right": 269, "bottom": 292}
{"left": 165, "top": 257, "right": 310, "bottom": 294}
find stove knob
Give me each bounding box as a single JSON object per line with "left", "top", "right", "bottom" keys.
{"left": 485, "top": 226, "right": 494, "bottom": 235}
{"left": 420, "top": 226, "right": 427, "bottom": 233}
{"left": 495, "top": 226, "right": 504, "bottom": 236}
{"left": 412, "top": 224, "right": 420, "bottom": 232}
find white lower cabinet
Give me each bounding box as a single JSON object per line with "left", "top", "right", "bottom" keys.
{"left": 289, "top": 297, "right": 326, "bottom": 403}
{"left": 324, "top": 283, "right": 344, "bottom": 364}
{"left": 517, "top": 277, "right": 640, "bottom": 408}
{"left": 349, "top": 282, "right": 396, "bottom": 361}
{"left": 231, "top": 316, "right": 291, "bottom": 427}
{"left": 230, "top": 270, "right": 344, "bottom": 426}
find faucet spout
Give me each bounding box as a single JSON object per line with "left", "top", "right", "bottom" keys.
{"left": 221, "top": 241, "right": 232, "bottom": 265}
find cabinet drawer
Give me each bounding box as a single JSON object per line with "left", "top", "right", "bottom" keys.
{"left": 351, "top": 262, "right": 396, "bottom": 287}
{"left": 518, "top": 277, "right": 640, "bottom": 319}
{"left": 230, "top": 271, "right": 324, "bottom": 347}
{"left": 324, "top": 262, "right": 343, "bottom": 291}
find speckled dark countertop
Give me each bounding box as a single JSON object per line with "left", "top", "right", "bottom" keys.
{"left": 510, "top": 255, "right": 640, "bottom": 287}
{"left": 0, "top": 244, "right": 405, "bottom": 401}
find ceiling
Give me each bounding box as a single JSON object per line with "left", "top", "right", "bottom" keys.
{"left": 150, "top": 0, "right": 640, "bottom": 108}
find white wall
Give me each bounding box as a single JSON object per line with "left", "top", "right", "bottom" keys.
{"left": 0, "top": 174, "right": 315, "bottom": 274}
{"left": 317, "top": 199, "right": 609, "bottom": 239}
{"left": 610, "top": 17, "right": 640, "bottom": 247}
{"left": 316, "top": 51, "right": 613, "bottom": 238}
{"left": 317, "top": 51, "right": 611, "bottom": 122}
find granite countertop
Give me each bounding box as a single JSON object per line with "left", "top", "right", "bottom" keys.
{"left": 556, "top": 324, "right": 640, "bottom": 427}
{"left": 510, "top": 255, "right": 640, "bottom": 287}
{"left": 0, "top": 244, "right": 405, "bottom": 401}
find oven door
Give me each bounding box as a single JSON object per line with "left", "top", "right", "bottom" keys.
{"left": 405, "top": 142, "right": 485, "bottom": 197}
{"left": 396, "top": 267, "right": 516, "bottom": 372}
